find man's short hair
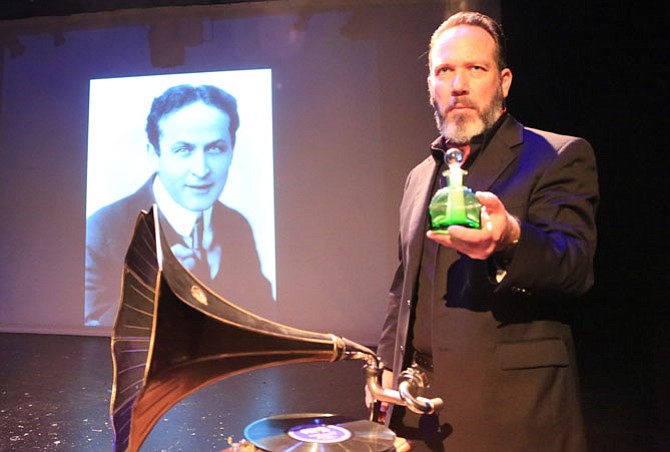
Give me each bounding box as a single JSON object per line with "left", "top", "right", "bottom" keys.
{"left": 429, "top": 11, "right": 507, "bottom": 70}
{"left": 146, "top": 84, "right": 240, "bottom": 153}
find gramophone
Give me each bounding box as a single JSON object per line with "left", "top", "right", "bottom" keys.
{"left": 110, "top": 207, "right": 443, "bottom": 451}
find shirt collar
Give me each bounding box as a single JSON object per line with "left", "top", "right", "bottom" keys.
{"left": 152, "top": 175, "right": 212, "bottom": 237}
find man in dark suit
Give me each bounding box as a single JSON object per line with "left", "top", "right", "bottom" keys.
{"left": 85, "top": 84, "right": 274, "bottom": 327}
{"left": 375, "top": 12, "right": 598, "bottom": 451}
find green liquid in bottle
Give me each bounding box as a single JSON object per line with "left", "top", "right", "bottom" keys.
{"left": 428, "top": 148, "right": 481, "bottom": 232}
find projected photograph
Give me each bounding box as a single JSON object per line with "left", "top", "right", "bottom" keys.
{"left": 84, "top": 69, "right": 276, "bottom": 327}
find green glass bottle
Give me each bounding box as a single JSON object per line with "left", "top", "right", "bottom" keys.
{"left": 428, "top": 148, "right": 481, "bottom": 232}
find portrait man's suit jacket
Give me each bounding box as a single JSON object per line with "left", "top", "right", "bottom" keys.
{"left": 378, "top": 114, "right": 598, "bottom": 451}
{"left": 85, "top": 176, "right": 274, "bottom": 327}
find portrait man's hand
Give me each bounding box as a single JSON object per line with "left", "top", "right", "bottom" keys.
{"left": 427, "top": 191, "right": 520, "bottom": 260}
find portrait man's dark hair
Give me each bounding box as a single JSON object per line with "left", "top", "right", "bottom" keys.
{"left": 146, "top": 84, "right": 240, "bottom": 152}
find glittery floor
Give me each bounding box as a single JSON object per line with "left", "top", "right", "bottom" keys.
{"left": 0, "top": 333, "right": 370, "bottom": 451}
{"left": 1, "top": 333, "right": 667, "bottom": 451}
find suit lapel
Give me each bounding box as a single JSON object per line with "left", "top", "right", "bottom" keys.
{"left": 465, "top": 116, "right": 524, "bottom": 192}
{"left": 406, "top": 160, "right": 437, "bottom": 240}
{"left": 401, "top": 157, "right": 439, "bottom": 284}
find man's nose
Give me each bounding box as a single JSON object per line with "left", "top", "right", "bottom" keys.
{"left": 451, "top": 70, "right": 468, "bottom": 95}
{"left": 189, "top": 149, "right": 210, "bottom": 177}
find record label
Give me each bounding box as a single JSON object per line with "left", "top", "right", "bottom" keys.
{"left": 244, "top": 413, "right": 397, "bottom": 451}
{"left": 287, "top": 424, "right": 352, "bottom": 444}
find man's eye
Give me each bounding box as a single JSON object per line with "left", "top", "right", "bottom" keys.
{"left": 174, "top": 146, "right": 192, "bottom": 155}
{"left": 206, "top": 144, "right": 229, "bottom": 154}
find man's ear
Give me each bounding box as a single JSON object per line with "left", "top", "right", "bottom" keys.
{"left": 427, "top": 75, "right": 435, "bottom": 104}
{"left": 501, "top": 67, "right": 513, "bottom": 98}
{"left": 146, "top": 143, "right": 160, "bottom": 171}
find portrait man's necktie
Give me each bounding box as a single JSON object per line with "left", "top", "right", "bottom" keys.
{"left": 191, "top": 213, "right": 209, "bottom": 278}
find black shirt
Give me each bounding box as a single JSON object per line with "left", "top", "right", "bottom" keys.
{"left": 412, "top": 113, "right": 508, "bottom": 356}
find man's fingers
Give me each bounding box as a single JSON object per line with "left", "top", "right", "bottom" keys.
{"left": 475, "top": 191, "right": 503, "bottom": 212}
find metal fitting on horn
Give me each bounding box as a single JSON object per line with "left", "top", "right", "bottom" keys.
{"left": 362, "top": 359, "right": 444, "bottom": 416}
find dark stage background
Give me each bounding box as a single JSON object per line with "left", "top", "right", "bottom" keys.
{"left": 502, "top": 0, "right": 669, "bottom": 443}
{"left": 1, "top": 0, "right": 668, "bottom": 450}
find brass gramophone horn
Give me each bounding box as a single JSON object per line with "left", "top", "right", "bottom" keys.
{"left": 110, "top": 206, "right": 442, "bottom": 452}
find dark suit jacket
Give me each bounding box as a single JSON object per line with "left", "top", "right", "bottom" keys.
{"left": 377, "top": 115, "right": 598, "bottom": 451}
{"left": 85, "top": 177, "right": 274, "bottom": 327}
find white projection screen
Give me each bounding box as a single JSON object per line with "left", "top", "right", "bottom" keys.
{"left": 85, "top": 70, "right": 276, "bottom": 327}
{"left": 0, "top": 0, "right": 500, "bottom": 342}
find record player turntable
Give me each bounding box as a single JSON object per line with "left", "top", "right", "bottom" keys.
{"left": 224, "top": 413, "right": 409, "bottom": 452}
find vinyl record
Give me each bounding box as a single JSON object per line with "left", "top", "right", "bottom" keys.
{"left": 244, "top": 413, "right": 397, "bottom": 451}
